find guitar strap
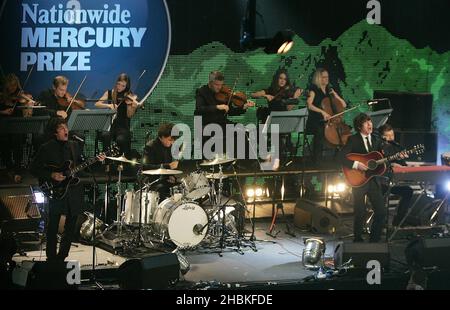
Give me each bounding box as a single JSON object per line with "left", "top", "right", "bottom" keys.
{"left": 68, "top": 141, "right": 78, "bottom": 165}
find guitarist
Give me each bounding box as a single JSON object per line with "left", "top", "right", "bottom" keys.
{"left": 339, "top": 113, "right": 386, "bottom": 243}
{"left": 31, "top": 118, "right": 105, "bottom": 262}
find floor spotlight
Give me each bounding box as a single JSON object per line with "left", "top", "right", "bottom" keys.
{"left": 302, "top": 238, "right": 326, "bottom": 268}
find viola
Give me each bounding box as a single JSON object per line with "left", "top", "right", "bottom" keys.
{"left": 215, "top": 85, "right": 248, "bottom": 108}
{"left": 57, "top": 92, "right": 85, "bottom": 110}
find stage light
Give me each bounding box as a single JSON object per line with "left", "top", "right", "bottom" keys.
{"left": 255, "top": 187, "right": 264, "bottom": 197}
{"left": 265, "top": 30, "right": 295, "bottom": 54}
{"left": 302, "top": 238, "right": 326, "bottom": 268}
{"left": 336, "top": 183, "right": 347, "bottom": 193}
{"left": 446, "top": 181, "right": 450, "bottom": 192}
{"left": 246, "top": 188, "right": 255, "bottom": 198}
{"left": 32, "top": 191, "right": 46, "bottom": 204}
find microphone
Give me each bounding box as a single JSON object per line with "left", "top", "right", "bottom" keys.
{"left": 367, "top": 98, "right": 389, "bottom": 105}
{"left": 72, "top": 134, "right": 84, "bottom": 142}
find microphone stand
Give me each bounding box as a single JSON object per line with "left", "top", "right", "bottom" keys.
{"left": 87, "top": 168, "right": 103, "bottom": 289}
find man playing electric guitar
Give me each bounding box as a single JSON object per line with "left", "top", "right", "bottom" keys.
{"left": 339, "top": 113, "right": 386, "bottom": 243}
{"left": 31, "top": 118, "right": 105, "bottom": 262}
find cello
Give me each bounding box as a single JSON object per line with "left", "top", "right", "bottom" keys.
{"left": 321, "top": 88, "right": 352, "bottom": 148}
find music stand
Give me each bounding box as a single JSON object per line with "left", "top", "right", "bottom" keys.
{"left": 67, "top": 109, "right": 115, "bottom": 132}
{"left": 262, "top": 108, "right": 308, "bottom": 135}
{"left": 367, "top": 109, "right": 393, "bottom": 129}
{"left": 262, "top": 108, "right": 309, "bottom": 238}
{"left": 0, "top": 116, "right": 50, "bottom": 134}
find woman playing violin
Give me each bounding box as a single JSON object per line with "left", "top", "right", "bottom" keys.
{"left": 95, "top": 73, "right": 142, "bottom": 157}
{"left": 306, "top": 68, "right": 347, "bottom": 163}
{"left": 38, "top": 76, "right": 85, "bottom": 120}
{"left": 251, "top": 68, "right": 303, "bottom": 123}
{"left": 0, "top": 73, "right": 36, "bottom": 118}
{"left": 0, "top": 74, "right": 32, "bottom": 183}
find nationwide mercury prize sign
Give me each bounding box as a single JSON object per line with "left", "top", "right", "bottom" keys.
{"left": 0, "top": 0, "right": 171, "bottom": 104}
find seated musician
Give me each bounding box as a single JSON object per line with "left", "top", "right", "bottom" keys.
{"left": 252, "top": 69, "right": 303, "bottom": 159}
{"left": 0, "top": 73, "right": 32, "bottom": 183}
{"left": 142, "top": 123, "right": 179, "bottom": 199}
{"left": 30, "top": 118, "right": 105, "bottom": 262}
{"left": 379, "top": 124, "right": 413, "bottom": 227}
{"left": 251, "top": 68, "right": 303, "bottom": 122}
{"left": 38, "top": 76, "right": 85, "bottom": 120}
{"left": 37, "top": 76, "right": 86, "bottom": 148}
{"left": 194, "top": 71, "right": 254, "bottom": 158}
{"left": 339, "top": 113, "right": 386, "bottom": 243}
{"left": 95, "top": 73, "right": 142, "bottom": 158}
{"left": 306, "top": 68, "right": 346, "bottom": 163}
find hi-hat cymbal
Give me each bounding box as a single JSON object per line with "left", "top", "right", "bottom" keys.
{"left": 200, "top": 157, "right": 235, "bottom": 167}
{"left": 106, "top": 155, "right": 140, "bottom": 165}
{"left": 206, "top": 173, "right": 228, "bottom": 180}
{"left": 142, "top": 168, "right": 183, "bottom": 175}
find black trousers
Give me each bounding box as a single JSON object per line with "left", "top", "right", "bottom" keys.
{"left": 305, "top": 125, "right": 325, "bottom": 163}
{"left": 352, "top": 179, "right": 387, "bottom": 242}
{"left": 46, "top": 200, "right": 78, "bottom": 261}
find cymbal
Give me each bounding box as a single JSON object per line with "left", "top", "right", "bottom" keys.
{"left": 142, "top": 168, "right": 183, "bottom": 175}
{"left": 106, "top": 155, "right": 140, "bottom": 165}
{"left": 200, "top": 157, "right": 235, "bottom": 167}
{"left": 206, "top": 173, "right": 228, "bottom": 180}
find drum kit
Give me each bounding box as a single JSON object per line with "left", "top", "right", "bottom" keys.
{"left": 81, "top": 154, "right": 246, "bottom": 253}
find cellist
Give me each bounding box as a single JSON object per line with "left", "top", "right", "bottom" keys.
{"left": 305, "top": 68, "right": 347, "bottom": 163}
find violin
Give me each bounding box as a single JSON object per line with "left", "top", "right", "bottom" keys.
{"left": 3, "top": 90, "right": 37, "bottom": 117}
{"left": 57, "top": 92, "right": 85, "bottom": 110}
{"left": 215, "top": 85, "right": 248, "bottom": 108}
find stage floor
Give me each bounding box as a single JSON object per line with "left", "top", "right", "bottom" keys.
{"left": 11, "top": 218, "right": 413, "bottom": 289}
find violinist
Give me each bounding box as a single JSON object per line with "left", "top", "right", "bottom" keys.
{"left": 0, "top": 73, "right": 36, "bottom": 117}
{"left": 251, "top": 68, "right": 303, "bottom": 123}
{"left": 95, "top": 73, "right": 142, "bottom": 157}
{"left": 0, "top": 74, "right": 30, "bottom": 183}
{"left": 38, "top": 75, "right": 85, "bottom": 120}
{"left": 194, "top": 71, "right": 254, "bottom": 156}
{"left": 306, "top": 68, "right": 347, "bottom": 163}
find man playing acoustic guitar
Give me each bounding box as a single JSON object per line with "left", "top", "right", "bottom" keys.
{"left": 339, "top": 113, "right": 386, "bottom": 243}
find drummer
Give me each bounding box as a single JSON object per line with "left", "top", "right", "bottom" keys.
{"left": 142, "top": 123, "right": 179, "bottom": 199}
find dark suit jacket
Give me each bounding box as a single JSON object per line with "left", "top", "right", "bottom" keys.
{"left": 31, "top": 139, "right": 84, "bottom": 215}
{"left": 194, "top": 84, "right": 245, "bottom": 126}
{"left": 339, "top": 133, "right": 383, "bottom": 169}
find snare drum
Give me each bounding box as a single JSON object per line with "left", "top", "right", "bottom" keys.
{"left": 124, "top": 189, "right": 159, "bottom": 225}
{"left": 152, "top": 197, "right": 208, "bottom": 248}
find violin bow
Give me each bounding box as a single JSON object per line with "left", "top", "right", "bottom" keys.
{"left": 65, "top": 75, "right": 87, "bottom": 113}
{"left": 226, "top": 72, "right": 241, "bottom": 108}
{"left": 116, "top": 69, "right": 146, "bottom": 108}
{"left": 22, "top": 64, "right": 34, "bottom": 90}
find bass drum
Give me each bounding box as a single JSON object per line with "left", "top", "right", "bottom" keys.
{"left": 152, "top": 198, "right": 208, "bottom": 249}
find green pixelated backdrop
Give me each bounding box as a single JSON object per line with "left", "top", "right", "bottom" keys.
{"left": 85, "top": 20, "right": 450, "bottom": 160}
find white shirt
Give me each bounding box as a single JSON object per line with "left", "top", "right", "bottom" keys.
{"left": 352, "top": 133, "right": 372, "bottom": 169}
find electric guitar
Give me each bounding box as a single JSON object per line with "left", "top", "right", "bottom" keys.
{"left": 342, "top": 144, "right": 425, "bottom": 187}
{"left": 40, "top": 144, "right": 119, "bottom": 200}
